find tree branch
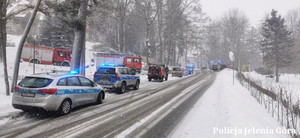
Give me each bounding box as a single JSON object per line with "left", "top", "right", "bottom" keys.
{"left": 5, "top": 5, "right": 32, "bottom": 21}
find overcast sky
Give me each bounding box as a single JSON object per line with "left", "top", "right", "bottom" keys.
{"left": 200, "top": 0, "right": 300, "bottom": 26}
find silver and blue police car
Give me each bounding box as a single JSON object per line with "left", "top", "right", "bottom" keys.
{"left": 12, "top": 71, "right": 105, "bottom": 115}
{"left": 93, "top": 64, "right": 140, "bottom": 93}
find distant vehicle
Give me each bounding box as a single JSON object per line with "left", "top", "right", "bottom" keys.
{"left": 211, "top": 64, "right": 227, "bottom": 71}
{"left": 186, "top": 64, "right": 194, "bottom": 75}
{"left": 12, "top": 71, "right": 104, "bottom": 115}
{"left": 94, "top": 52, "right": 142, "bottom": 73}
{"left": 148, "top": 64, "right": 168, "bottom": 82}
{"left": 21, "top": 45, "right": 72, "bottom": 66}
{"left": 172, "top": 66, "right": 183, "bottom": 77}
{"left": 201, "top": 67, "right": 208, "bottom": 70}
{"left": 93, "top": 65, "right": 140, "bottom": 93}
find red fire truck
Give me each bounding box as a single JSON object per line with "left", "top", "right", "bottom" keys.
{"left": 95, "top": 52, "right": 142, "bottom": 73}
{"left": 21, "top": 45, "right": 72, "bottom": 66}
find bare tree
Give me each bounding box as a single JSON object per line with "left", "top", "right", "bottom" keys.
{"left": 134, "top": 0, "right": 158, "bottom": 65}
{"left": 205, "top": 20, "right": 223, "bottom": 63}
{"left": 221, "top": 9, "right": 249, "bottom": 72}
{"left": 0, "top": 0, "right": 32, "bottom": 95}
{"left": 11, "top": 0, "right": 42, "bottom": 93}
{"left": 155, "top": 0, "right": 164, "bottom": 62}
{"left": 244, "top": 27, "right": 262, "bottom": 70}
{"left": 0, "top": 0, "right": 9, "bottom": 96}
{"left": 115, "top": 0, "right": 131, "bottom": 53}
{"left": 286, "top": 8, "right": 300, "bottom": 36}
{"left": 286, "top": 8, "right": 300, "bottom": 73}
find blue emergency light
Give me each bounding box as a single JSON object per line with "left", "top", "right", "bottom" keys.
{"left": 69, "top": 70, "right": 78, "bottom": 74}
{"left": 187, "top": 64, "right": 193, "bottom": 67}
{"left": 101, "top": 63, "right": 115, "bottom": 67}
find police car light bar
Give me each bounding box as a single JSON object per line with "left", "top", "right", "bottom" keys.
{"left": 100, "top": 64, "right": 125, "bottom": 67}
{"left": 69, "top": 71, "right": 79, "bottom": 74}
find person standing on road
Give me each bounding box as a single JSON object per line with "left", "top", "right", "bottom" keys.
{"left": 165, "top": 66, "right": 169, "bottom": 76}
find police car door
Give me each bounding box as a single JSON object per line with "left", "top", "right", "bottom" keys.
{"left": 66, "top": 77, "right": 86, "bottom": 106}
{"left": 127, "top": 68, "right": 135, "bottom": 85}
{"left": 123, "top": 68, "right": 132, "bottom": 85}
{"left": 78, "top": 77, "right": 99, "bottom": 102}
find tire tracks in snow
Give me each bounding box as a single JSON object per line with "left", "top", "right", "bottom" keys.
{"left": 0, "top": 72, "right": 207, "bottom": 138}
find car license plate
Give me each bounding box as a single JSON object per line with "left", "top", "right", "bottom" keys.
{"left": 102, "top": 76, "right": 109, "bottom": 80}
{"left": 21, "top": 92, "right": 35, "bottom": 97}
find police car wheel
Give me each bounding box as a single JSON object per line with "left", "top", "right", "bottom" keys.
{"left": 59, "top": 99, "right": 71, "bottom": 115}
{"left": 119, "top": 82, "right": 126, "bottom": 93}
{"left": 134, "top": 80, "right": 139, "bottom": 90}
{"left": 96, "top": 92, "right": 103, "bottom": 104}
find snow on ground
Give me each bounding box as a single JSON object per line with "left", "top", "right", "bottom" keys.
{"left": 247, "top": 71, "right": 300, "bottom": 102}
{"left": 169, "top": 69, "right": 292, "bottom": 138}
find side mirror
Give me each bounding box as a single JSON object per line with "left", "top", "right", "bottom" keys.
{"left": 93, "top": 82, "right": 97, "bottom": 87}
{"left": 131, "top": 69, "right": 136, "bottom": 75}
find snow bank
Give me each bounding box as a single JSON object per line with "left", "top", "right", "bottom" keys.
{"left": 169, "top": 69, "right": 291, "bottom": 138}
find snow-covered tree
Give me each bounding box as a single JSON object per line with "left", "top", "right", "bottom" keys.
{"left": 260, "top": 10, "right": 294, "bottom": 82}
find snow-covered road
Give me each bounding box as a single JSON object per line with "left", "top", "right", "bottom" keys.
{"left": 0, "top": 71, "right": 212, "bottom": 138}
{"left": 169, "top": 69, "right": 292, "bottom": 138}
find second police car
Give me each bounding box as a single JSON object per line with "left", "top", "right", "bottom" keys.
{"left": 12, "top": 71, "right": 105, "bottom": 115}
{"left": 93, "top": 64, "right": 140, "bottom": 93}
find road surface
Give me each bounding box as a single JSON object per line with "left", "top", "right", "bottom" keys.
{"left": 0, "top": 70, "right": 215, "bottom": 138}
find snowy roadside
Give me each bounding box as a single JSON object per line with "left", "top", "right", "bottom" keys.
{"left": 246, "top": 71, "right": 300, "bottom": 100}
{"left": 169, "top": 69, "right": 292, "bottom": 138}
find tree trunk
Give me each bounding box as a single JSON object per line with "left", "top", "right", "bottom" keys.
{"left": 0, "top": 0, "right": 10, "bottom": 95}
{"left": 70, "top": 0, "right": 88, "bottom": 75}
{"left": 146, "top": 21, "right": 150, "bottom": 65}
{"left": 11, "top": 0, "right": 42, "bottom": 92}
{"left": 275, "top": 64, "right": 279, "bottom": 82}
{"left": 156, "top": 0, "right": 163, "bottom": 63}
{"left": 80, "top": 43, "right": 85, "bottom": 76}
{"left": 184, "top": 36, "right": 187, "bottom": 65}
{"left": 118, "top": 0, "right": 127, "bottom": 54}
{"left": 119, "top": 18, "right": 125, "bottom": 53}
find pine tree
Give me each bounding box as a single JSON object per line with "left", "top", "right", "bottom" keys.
{"left": 39, "top": 16, "right": 74, "bottom": 50}
{"left": 260, "top": 10, "right": 294, "bottom": 82}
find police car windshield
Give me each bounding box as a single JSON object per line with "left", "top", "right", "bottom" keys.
{"left": 97, "top": 68, "right": 115, "bottom": 74}
{"left": 18, "top": 77, "right": 53, "bottom": 88}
